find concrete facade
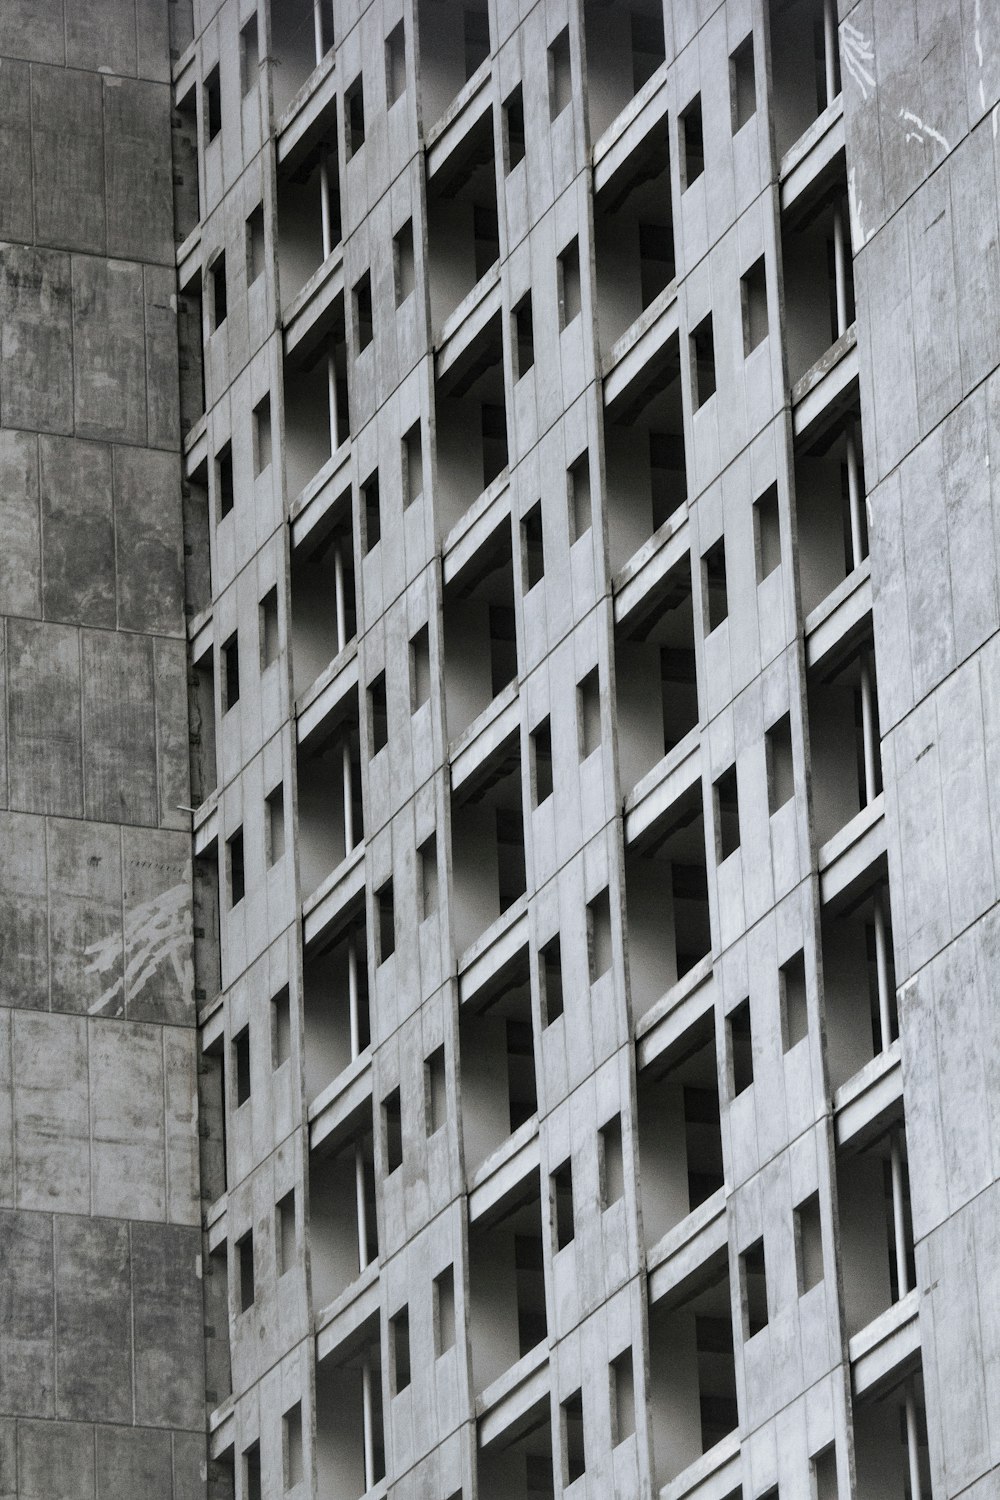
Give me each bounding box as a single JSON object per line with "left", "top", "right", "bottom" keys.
{"left": 1, "top": 0, "right": 997, "bottom": 1497}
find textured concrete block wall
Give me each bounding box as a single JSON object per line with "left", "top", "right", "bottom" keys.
{"left": 845, "top": 1, "right": 1000, "bottom": 1493}
{"left": 0, "top": 3, "right": 207, "bottom": 1496}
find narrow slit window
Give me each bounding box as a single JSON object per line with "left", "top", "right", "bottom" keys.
{"left": 680, "top": 93, "right": 704, "bottom": 188}
{"left": 548, "top": 27, "right": 572, "bottom": 120}
{"left": 233, "top": 1024, "right": 251, "bottom": 1107}
{"left": 394, "top": 220, "right": 415, "bottom": 306}
{"left": 222, "top": 630, "right": 240, "bottom": 711}
{"left": 259, "top": 579, "right": 278, "bottom": 667}
{"left": 211, "top": 252, "right": 227, "bottom": 328}
{"left": 266, "top": 782, "right": 285, "bottom": 866}
{"left": 383, "top": 1085, "right": 402, "bottom": 1169}
{"left": 730, "top": 33, "right": 756, "bottom": 132}
{"left": 795, "top": 1193, "right": 824, "bottom": 1294}
{"left": 741, "top": 1237, "right": 768, "bottom": 1337}
{"left": 391, "top": 1306, "right": 411, "bottom": 1393}
{"left": 227, "top": 828, "right": 245, "bottom": 907}
{"left": 728, "top": 998, "right": 753, "bottom": 1096}
{"left": 562, "top": 1390, "right": 585, "bottom": 1483}
{"left": 237, "top": 1230, "right": 254, "bottom": 1311}
{"left": 781, "top": 950, "right": 809, "bottom": 1051}
{"left": 434, "top": 1266, "right": 456, "bottom": 1354}
{"left": 354, "top": 270, "right": 373, "bottom": 351}
{"left": 271, "top": 986, "right": 291, "bottom": 1068}
{"left": 386, "top": 20, "right": 406, "bottom": 106}
{"left": 216, "top": 443, "right": 234, "bottom": 518}
{"left": 577, "top": 667, "right": 601, "bottom": 758}
{"left": 503, "top": 83, "right": 525, "bottom": 170}
{"left": 741, "top": 256, "right": 768, "bottom": 354}
{"left": 424, "top": 1045, "right": 446, "bottom": 1135}
{"left": 240, "top": 17, "right": 259, "bottom": 96}
{"left": 253, "top": 394, "right": 272, "bottom": 475}
{"left": 403, "top": 422, "right": 423, "bottom": 507}
{"left": 541, "top": 936, "right": 563, "bottom": 1025}
{"left": 419, "top": 834, "right": 438, "bottom": 919}
{"left": 377, "top": 880, "right": 395, "bottom": 963}
{"left": 346, "top": 75, "right": 365, "bottom": 156}
{"left": 690, "top": 312, "right": 716, "bottom": 406}
{"left": 714, "top": 765, "right": 740, "bottom": 861}
{"left": 410, "top": 624, "right": 431, "bottom": 711}
{"left": 702, "top": 536, "right": 728, "bottom": 631}
{"left": 587, "top": 887, "right": 613, "bottom": 982}
{"left": 514, "top": 292, "right": 534, "bottom": 378}
{"left": 368, "top": 670, "right": 388, "bottom": 755}
{"left": 765, "top": 712, "right": 794, "bottom": 814}
{"left": 599, "top": 1114, "right": 624, "bottom": 1207}
{"left": 283, "top": 1401, "right": 303, "bottom": 1489}
{"left": 277, "top": 1191, "right": 296, "bottom": 1278}
{"left": 464, "top": 6, "right": 490, "bottom": 77}
{"left": 567, "top": 449, "right": 591, "bottom": 540}
{"left": 557, "top": 236, "right": 581, "bottom": 329}
{"left": 246, "top": 204, "right": 265, "bottom": 285}
{"left": 531, "top": 717, "right": 553, "bottom": 806}
{"left": 552, "top": 1158, "right": 574, "bottom": 1249}
{"left": 244, "top": 1445, "right": 261, "bottom": 1500}
{"left": 754, "top": 482, "right": 781, "bottom": 580}
{"left": 205, "top": 65, "right": 222, "bottom": 141}
{"left": 362, "top": 470, "right": 381, "bottom": 552}
{"left": 522, "top": 500, "right": 544, "bottom": 591}
{"left": 610, "top": 1349, "right": 636, "bottom": 1445}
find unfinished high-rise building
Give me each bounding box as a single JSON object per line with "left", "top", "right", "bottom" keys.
{"left": 0, "top": 0, "right": 996, "bottom": 1496}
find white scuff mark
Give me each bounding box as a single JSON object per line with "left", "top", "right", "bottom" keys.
{"left": 848, "top": 165, "right": 870, "bottom": 249}
{"left": 993, "top": 101, "right": 999, "bottom": 137}
{"left": 898, "top": 107, "right": 950, "bottom": 152}
{"left": 975, "top": 0, "right": 986, "bottom": 111}
{"left": 842, "top": 21, "right": 876, "bottom": 98}
{"left": 84, "top": 880, "right": 191, "bottom": 1016}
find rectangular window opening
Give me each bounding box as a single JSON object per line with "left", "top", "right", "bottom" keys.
{"left": 216, "top": 443, "right": 234, "bottom": 519}
{"left": 266, "top": 783, "right": 285, "bottom": 867}
{"left": 557, "top": 236, "right": 581, "bottom": 330}
{"left": 244, "top": 1443, "right": 261, "bottom": 1500}
{"left": 227, "top": 828, "right": 245, "bottom": 908}
{"left": 552, "top": 1158, "right": 575, "bottom": 1250}
{"left": 277, "top": 1191, "right": 296, "bottom": 1278}
{"left": 503, "top": 83, "right": 525, "bottom": 171}
{"left": 419, "top": 834, "right": 439, "bottom": 920}
{"left": 541, "top": 936, "right": 564, "bottom": 1026}
{"left": 728, "top": 998, "right": 753, "bottom": 1096}
{"left": 531, "top": 717, "right": 553, "bottom": 806}
{"left": 522, "top": 500, "right": 544, "bottom": 591}
{"left": 781, "top": 950, "right": 809, "bottom": 1051}
{"left": 549, "top": 26, "right": 572, "bottom": 120}
{"left": 702, "top": 536, "right": 728, "bottom": 632}
{"left": 377, "top": 880, "right": 396, "bottom": 964}
{"left": 754, "top": 482, "right": 781, "bottom": 581}
{"left": 383, "top": 1085, "right": 403, "bottom": 1171}
{"left": 346, "top": 75, "right": 365, "bottom": 155}
{"left": 680, "top": 93, "right": 704, "bottom": 188}
{"left": 714, "top": 765, "right": 740, "bottom": 861}
{"left": 730, "top": 33, "right": 756, "bottom": 131}
{"left": 741, "top": 1236, "right": 768, "bottom": 1337}
{"left": 354, "top": 270, "right": 373, "bottom": 351}
{"left": 424, "top": 1045, "right": 447, "bottom": 1135}
{"left": 410, "top": 624, "right": 431, "bottom": 711}
{"left": 272, "top": 986, "right": 291, "bottom": 1069}
{"left": 568, "top": 449, "right": 591, "bottom": 541}
{"left": 394, "top": 220, "right": 415, "bottom": 306}
{"left": 587, "top": 887, "right": 613, "bottom": 983}
{"left": 690, "top": 312, "right": 716, "bottom": 406}
{"left": 386, "top": 20, "right": 406, "bottom": 106}
{"left": 246, "top": 204, "right": 265, "bottom": 285}
{"left": 514, "top": 292, "right": 534, "bottom": 379}
{"left": 403, "top": 421, "right": 423, "bottom": 508}
{"left": 741, "top": 255, "right": 768, "bottom": 355}
{"left": 368, "top": 671, "right": 388, "bottom": 756}
{"left": 599, "top": 1113, "right": 624, "bottom": 1208}
{"left": 205, "top": 64, "right": 222, "bottom": 141}
{"left": 253, "top": 394, "right": 272, "bottom": 475}
{"left": 237, "top": 1230, "right": 255, "bottom": 1312}
{"left": 363, "top": 470, "right": 381, "bottom": 552}
{"left": 283, "top": 1401, "right": 303, "bottom": 1489}
{"left": 434, "top": 1265, "right": 456, "bottom": 1355}
{"left": 766, "top": 712, "right": 795, "bottom": 815}
{"left": 795, "top": 1192, "right": 824, "bottom": 1294}
{"left": 240, "top": 17, "right": 259, "bottom": 96}
{"left": 260, "top": 584, "right": 279, "bottom": 669}
{"left": 233, "top": 1024, "right": 251, "bottom": 1107}
{"left": 611, "top": 1349, "right": 636, "bottom": 1445}
{"left": 211, "top": 251, "right": 227, "bottom": 328}
{"left": 222, "top": 630, "right": 240, "bottom": 711}
{"left": 391, "top": 1306, "right": 411, "bottom": 1393}
{"left": 562, "top": 1389, "right": 585, "bottom": 1483}
{"left": 577, "top": 666, "right": 601, "bottom": 759}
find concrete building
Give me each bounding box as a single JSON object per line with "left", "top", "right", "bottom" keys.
{"left": 0, "top": 0, "right": 997, "bottom": 1497}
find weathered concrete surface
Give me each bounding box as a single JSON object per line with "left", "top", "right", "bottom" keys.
{"left": 0, "top": 1, "right": 206, "bottom": 1494}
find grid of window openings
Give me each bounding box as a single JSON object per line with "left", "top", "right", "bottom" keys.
{"left": 177, "top": 0, "right": 929, "bottom": 1496}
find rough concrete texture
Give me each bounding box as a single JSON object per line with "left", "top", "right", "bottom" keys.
{"left": 0, "top": 1, "right": 207, "bottom": 1496}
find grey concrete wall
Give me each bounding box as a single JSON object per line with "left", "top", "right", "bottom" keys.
{"left": 845, "top": 2, "right": 1000, "bottom": 1493}
{"left": 0, "top": 3, "right": 207, "bottom": 1496}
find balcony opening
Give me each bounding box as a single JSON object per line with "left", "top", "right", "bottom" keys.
{"left": 303, "top": 909, "right": 369, "bottom": 1100}
{"left": 427, "top": 110, "right": 499, "bottom": 333}
{"left": 854, "top": 1371, "right": 931, "bottom": 1500}
{"left": 270, "top": 0, "right": 333, "bottom": 117}
{"left": 315, "top": 1318, "right": 385, "bottom": 1494}
{"left": 309, "top": 1114, "right": 378, "bottom": 1312}
{"left": 614, "top": 553, "right": 697, "bottom": 791}
{"left": 277, "top": 126, "right": 341, "bottom": 310}
{"left": 625, "top": 782, "right": 710, "bottom": 1015}
{"left": 469, "top": 1170, "right": 547, "bottom": 1390}
{"left": 781, "top": 153, "right": 854, "bottom": 384}
{"left": 604, "top": 332, "right": 686, "bottom": 571}
{"left": 434, "top": 310, "right": 508, "bottom": 530}
{"left": 649, "top": 1255, "right": 738, "bottom": 1483}
{"left": 637, "top": 1012, "right": 722, "bottom": 1244}
{"left": 450, "top": 733, "right": 525, "bottom": 955}
{"left": 730, "top": 32, "right": 757, "bottom": 131}
{"left": 478, "top": 1390, "right": 555, "bottom": 1500}
{"left": 295, "top": 699, "right": 363, "bottom": 897}
{"left": 189, "top": 639, "right": 217, "bottom": 806}
{"left": 282, "top": 295, "right": 350, "bottom": 497}
{"left": 290, "top": 493, "right": 356, "bottom": 697}
{"left": 459, "top": 944, "right": 536, "bottom": 1174}
{"left": 172, "top": 83, "right": 200, "bottom": 240}
{"left": 594, "top": 122, "right": 674, "bottom": 354}
{"left": 584, "top": 0, "right": 664, "bottom": 139}
{"left": 794, "top": 402, "right": 868, "bottom": 615}
{"left": 679, "top": 94, "right": 704, "bottom": 189}
{"left": 548, "top": 27, "right": 572, "bottom": 120}
{"left": 822, "top": 880, "right": 897, "bottom": 1089}
{"left": 837, "top": 1122, "right": 915, "bottom": 1338}
{"left": 768, "top": 0, "right": 840, "bottom": 160}
{"left": 807, "top": 625, "right": 882, "bottom": 846}
{"left": 417, "top": 0, "right": 490, "bottom": 130}
{"left": 443, "top": 511, "right": 516, "bottom": 738}
{"left": 177, "top": 269, "right": 205, "bottom": 433}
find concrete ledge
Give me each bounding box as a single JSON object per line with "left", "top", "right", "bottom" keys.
{"left": 309, "top": 1047, "right": 373, "bottom": 1153}
{"left": 477, "top": 1340, "right": 550, "bottom": 1449}
{"left": 450, "top": 682, "right": 520, "bottom": 796}
{"left": 659, "top": 1428, "right": 741, "bottom": 1500}
{"left": 593, "top": 66, "right": 669, "bottom": 199}
{"left": 792, "top": 326, "right": 858, "bottom": 440}
{"left": 459, "top": 901, "right": 530, "bottom": 1008}
{"left": 276, "top": 51, "right": 337, "bottom": 168}
{"left": 290, "top": 441, "right": 353, "bottom": 547}
{"left": 442, "top": 473, "right": 511, "bottom": 587}
{"left": 818, "top": 795, "right": 886, "bottom": 907}
{"left": 296, "top": 641, "right": 359, "bottom": 747}
{"left": 468, "top": 1115, "right": 540, "bottom": 1225}
{"left": 805, "top": 559, "right": 872, "bottom": 671}
{"left": 850, "top": 1289, "right": 920, "bottom": 1398}
{"left": 624, "top": 729, "right": 701, "bottom": 850}
{"left": 315, "top": 1259, "right": 381, "bottom": 1365}
{"left": 283, "top": 246, "right": 344, "bottom": 358}
{"left": 435, "top": 265, "right": 502, "bottom": 377}
{"left": 779, "top": 95, "right": 845, "bottom": 211}
{"left": 835, "top": 1040, "right": 903, "bottom": 1150}
{"left": 647, "top": 1187, "right": 727, "bottom": 1309}
{"left": 635, "top": 954, "right": 714, "bottom": 1073}
{"left": 604, "top": 289, "right": 680, "bottom": 416}
{"left": 426, "top": 61, "right": 492, "bottom": 174}
{"left": 302, "top": 843, "right": 366, "bottom": 949}
{"left": 614, "top": 502, "right": 689, "bottom": 621}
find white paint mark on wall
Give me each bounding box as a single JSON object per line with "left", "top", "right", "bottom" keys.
{"left": 85, "top": 881, "right": 190, "bottom": 1016}
{"left": 842, "top": 22, "right": 876, "bottom": 98}
{"left": 898, "top": 108, "right": 950, "bottom": 152}
{"left": 975, "top": 0, "right": 987, "bottom": 111}
{"left": 848, "top": 165, "right": 870, "bottom": 248}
